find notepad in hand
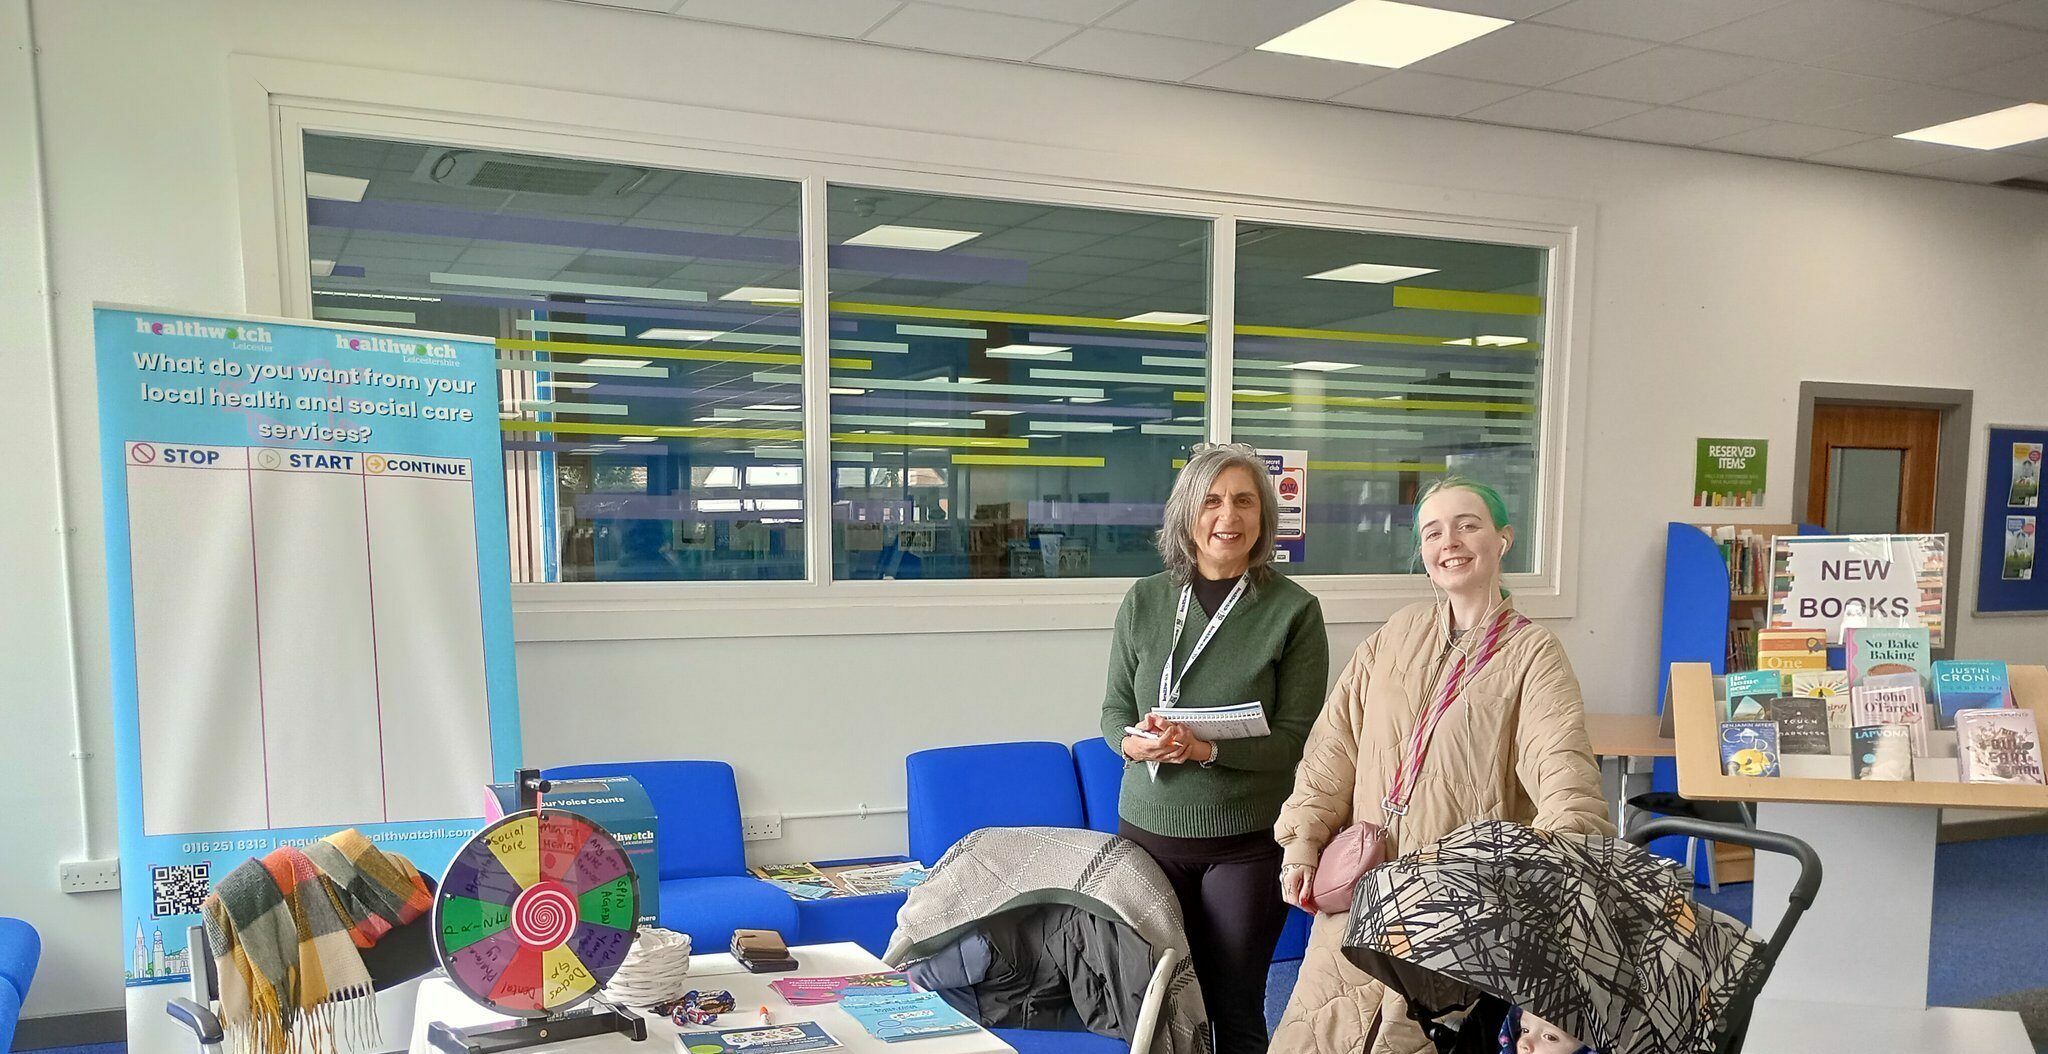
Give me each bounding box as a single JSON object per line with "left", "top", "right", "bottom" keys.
{"left": 1150, "top": 701, "right": 1268, "bottom": 740}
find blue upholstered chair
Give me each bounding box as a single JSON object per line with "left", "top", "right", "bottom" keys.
{"left": 543, "top": 761, "right": 798, "bottom": 950}
{"left": 905, "top": 742, "right": 1088, "bottom": 865}
{"left": 1071, "top": 738, "right": 1125, "bottom": 835}
{"left": 0, "top": 917, "right": 41, "bottom": 1052}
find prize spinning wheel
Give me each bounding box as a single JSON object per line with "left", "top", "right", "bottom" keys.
{"left": 434, "top": 808, "right": 641, "bottom": 1019}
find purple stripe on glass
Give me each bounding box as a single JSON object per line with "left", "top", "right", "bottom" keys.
{"left": 1040, "top": 331, "right": 1206, "bottom": 352}
{"left": 329, "top": 264, "right": 366, "bottom": 278}
{"left": 441, "top": 292, "right": 798, "bottom": 332}
{"left": 833, "top": 394, "right": 1171, "bottom": 420}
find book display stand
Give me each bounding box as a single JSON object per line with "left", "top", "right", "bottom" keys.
{"left": 1670, "top": 662, "right": 2048, "bottom": 1054}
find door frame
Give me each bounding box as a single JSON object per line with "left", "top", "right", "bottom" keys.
{"left": 1794, "top": 382, "right": 1972, "bottom": 657}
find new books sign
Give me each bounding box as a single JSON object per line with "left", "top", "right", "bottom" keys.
{"left": 1769, "top": 533, "right": 1948, "bottom": 646}
{"left": 1695, "top": 438, "right": 1767, "bottom": 507}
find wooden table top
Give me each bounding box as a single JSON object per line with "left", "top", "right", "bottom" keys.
{"left": 1584, "top": 712, "right": 1676, "bottom": 758}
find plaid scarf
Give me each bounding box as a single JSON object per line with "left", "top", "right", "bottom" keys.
{"left": 201, "top": 830, "right": 431, "bottom": 1054}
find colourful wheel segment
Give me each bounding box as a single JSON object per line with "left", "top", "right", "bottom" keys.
{"left": 434, "top": 809, "right": 639, "bottom": 1018}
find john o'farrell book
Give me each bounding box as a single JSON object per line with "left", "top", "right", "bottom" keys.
{"left": 1846, "top": 626, "right": 1931, "bottom": 688}
{"left": 1852, "top": 724, "right": 1914, "bottom": 781}
{"left": 1768, "top": 696, "right": 1832, "bottom": 755}
{"left": 1955, "top": 709, "right": 2046, "bottom": 785}
{"left": 1720, "top": 721, "right": 1781, "bottom": 777}
{"left": 1757, "top": 628, "right": 1829, "bottom": 676}
{"left": 1932, "top": 660, "right": 2011, "bottom": 729}
{"left": 1852, "top": 677, "right": 1930, "bottom": 756}
{"left": 1725, "top": 670, "right": 1783, "bottom": 722}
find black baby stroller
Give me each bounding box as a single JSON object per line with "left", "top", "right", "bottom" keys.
{"left": 1341, "top": 817, "right": 1821, "bottom": 1054}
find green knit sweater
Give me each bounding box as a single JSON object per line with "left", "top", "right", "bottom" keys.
{"left": 1099, "top": 571, "right": 1329, "bottom": 839}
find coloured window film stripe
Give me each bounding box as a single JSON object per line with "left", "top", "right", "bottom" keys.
{"left": 1392, "top": 286, "right": 1542, "bottom": 316}
{"left": 951, "top": 454, "right": 1106, "bottom": 467}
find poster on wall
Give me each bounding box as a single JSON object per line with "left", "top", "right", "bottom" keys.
{"left": 1978, "top": 426, "right": 2048, "bottom": 614}
{"left": 1768, "top": 533, "right": 1947, "bottom": 646}
{"left": 1259, "top": 448, "right": 1307, "bottom": 564}
{"left": 93, "top": 307, "right": 522, "bottom": 1013}
{"left": 1694, "top": 438, "right": 1768, "bottom": 508}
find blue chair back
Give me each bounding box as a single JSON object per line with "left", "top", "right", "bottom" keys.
{"left": 906, "top": 742, "right": 1086, "bottom": 865}
{"left": 544, "top": 761, "right": 744, "bottom": 881}
{"left": 1070, "top": 738, "right": 1124, "bottom": 834}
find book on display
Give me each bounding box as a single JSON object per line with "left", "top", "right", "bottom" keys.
{"left": 1767, "top": 696, "right": 1832, "bottom": 755}
{"left": 1791, "top": 670, "right": 1853, "bottom": 751}
{"left": 1720, "top": 721, "right": 1781, "bottom": 777}
{"left": 1955, "top": 709, "right": 2046, "bottom": 785}
{"left": 1932, "top": 660, "right": 2011, "bottom": 729}
{"left": 1846, "top": 626, "right": 1931, "bottom": 688}
{"left": 1851, "top": 724, "right": 1914, "bottom": 781}
{"left": 1724, "top": 670, "right": 1783, "bottom": 721}
{"left": 1852, "top": 677, "right": 1930, "bottom": 756}
{"left": 1757, "top": 628, "right": 1829, "bottom": 676}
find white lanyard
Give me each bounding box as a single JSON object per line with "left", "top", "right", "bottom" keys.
{"left": 1157, "top": 577, "right": 1249, "bottom": 710}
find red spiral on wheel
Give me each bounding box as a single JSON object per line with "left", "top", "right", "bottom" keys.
{"left": 511, "top": 881, "right": 576, "bottom": 949}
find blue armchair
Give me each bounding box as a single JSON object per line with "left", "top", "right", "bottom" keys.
{"left": 906, "top": 742, "right": 1087, "bottom": 866}
{"left": 0, "top": 917, "right": 41, "bottom": 1052}
{"left": 544, "top": 761, "right": 797, "bottom": 951}
{"left": 1071, "top": 737, "right": 1124, "bottom": 835}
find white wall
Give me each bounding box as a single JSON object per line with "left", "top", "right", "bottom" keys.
{"left": 7, "top": 0, "right": 2047, "bottom": 1022}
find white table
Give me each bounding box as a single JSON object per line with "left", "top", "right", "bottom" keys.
{"left": 410, "top": 942, "right": 1014, "bottom": 1054}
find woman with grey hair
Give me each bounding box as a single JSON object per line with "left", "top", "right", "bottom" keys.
{"left": 1100, "top": 443, "right": 1329, "bottom": 1054}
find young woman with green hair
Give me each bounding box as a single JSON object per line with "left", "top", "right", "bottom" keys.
{"left": 1270, "top": 475, "right": 1612, "bottom": 1054}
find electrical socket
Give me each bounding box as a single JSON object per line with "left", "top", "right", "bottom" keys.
{"left": 741, "top": 814, "right": 782, "bottom": 842}
{"left": 60, "top": 859, "right": 121, "bottom": 894}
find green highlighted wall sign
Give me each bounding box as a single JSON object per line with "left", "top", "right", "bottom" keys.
{"left": 1696, "top": 438, "right": 1768, "bottom": 508}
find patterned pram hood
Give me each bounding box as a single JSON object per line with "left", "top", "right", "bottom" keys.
{"left": 883, "top": 826, "right": 1211, "bottom": 1054}
{"left": 1341, "top": 821, "right": 1769, "bottom": 1054}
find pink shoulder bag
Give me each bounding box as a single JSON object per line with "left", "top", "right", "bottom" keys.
{"left": 1306, "top": 608, "right": 1529, "bottom": 914}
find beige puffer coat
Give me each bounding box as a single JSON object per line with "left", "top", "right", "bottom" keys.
{"left": 1271, "top": 597, "right": 1613, "bottom": 1054}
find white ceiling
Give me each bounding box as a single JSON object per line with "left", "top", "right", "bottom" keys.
{"left": 578, "top": 0, "right": 2048, "bottom": 187}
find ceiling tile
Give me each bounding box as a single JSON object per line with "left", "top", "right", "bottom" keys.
{"left": 1584, "top": 107, "right": 1772, "bottom": 145}
{"left": 1463, "top": 90, "right": 1651, "bottom": 131}
{"left": 674, "top": 0, "right": 901, "bottom": 38}
{"left": 1804, "top": 84, "right": 2023, "bottom": 136}
{"left": 1945, "top": 51, "right": 2048, "bottom": 96}
{"left": 1032, "top": 28, "right": 1244, "bottom": 80}
{"left": 1698, "top": 122, "right": 1875, "bottom": 158}
{"left": 1805, "top": 136, "right": 1977, "bottom": 170}
{"left": 1910, "top": 150, "right": 2048, "bottom": 181}
{"left": 1404, "top": 0, "right": 1575, "bottom": 17}
{"left": 1531, "top": 0, "right": 1792, "bottom": 43}
{"left": 1808, "top": 17, "right": 2048, "bottom": 82}
{"left": 1330, "top": 71, "right": 1528, "bottom": 117}
{"left": 2012, "top": 137, "right": 2048, "bottom": 158}
{"left": 1096, "top": 0, "right": 1352, "bottom": 46}
{"left": 1184, "top": 49, "right": 1391, "bottom": 99}
{"left": 1979, "top": 0, "right": 2048, "bottom": 30}
{"left": 919, "top": 0, "right": 1131, "bottom": 23}
{"left": 1678, "top": 0, "right": 1949, "bottom": 62}
{"left": 1410, "top": 22, "right": 1653, "bottom": 87}
{"left": 1549, "top": 46, "right": 1779, "bottom": 104}
{"left": 1680, "top": 66, "right": 1895, "bottom": 122}
{"left": 863, "top": 3, "right": 1081, "bottom": 60}
{"left": 1889, "top": 0, "right": 2009, "bottom": 10}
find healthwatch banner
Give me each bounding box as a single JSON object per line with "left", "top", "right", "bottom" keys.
{"left": 92, "top": 306, "right": 522, "bottom": 1005}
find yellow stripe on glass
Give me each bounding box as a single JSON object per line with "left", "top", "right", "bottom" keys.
{"left": 1392, "top": 287, "right": 1542, "bottom": 316}
{"left": 1183, "top": 391, "right": 1534, "bottom": 414}
{"left": 952, "top": 454, "right": 1106, "bottom": 467}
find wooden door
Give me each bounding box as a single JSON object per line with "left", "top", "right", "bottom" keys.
{"left": 1806, "top": 405, "right": 1942, "bottom": 533}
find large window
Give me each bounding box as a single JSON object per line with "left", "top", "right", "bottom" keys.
{"left": 296, "top": 132, "right": 1562, "bottom": 595}
{"left": 1232, "top": 223, "right": 1546, "bottom": 576}
{"left": 824, "top": 187, "right": 1209, "bottom": 579}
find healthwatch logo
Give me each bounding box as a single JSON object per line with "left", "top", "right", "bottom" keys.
{"left": 135, "top": 318, "right": 273, "bottom": 346}
{"left": 336, "top": 333, "right": 460, "bottom": 361}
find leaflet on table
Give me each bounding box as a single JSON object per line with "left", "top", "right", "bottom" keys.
{"left": 672, "top": 1021, "right": 841, "bottom": 1053}
{"left": 838, "top": 991, "right": 981, "bottom": 1043}
{"left": 750, "top": 861, "right": 930, "bottom": 899}
{"left": 768, "top": 972, "right": 915, "bottom": 1006}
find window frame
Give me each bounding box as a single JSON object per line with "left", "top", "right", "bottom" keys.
{"left": 235, "top": 56, "right": 1591, "bottom": 641}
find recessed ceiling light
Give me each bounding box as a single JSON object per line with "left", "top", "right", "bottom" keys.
{"left": 1896, "top": 102, "right": 2048, "bottom": 150}
{"left": 582, "top": 358, "right": 651, "bottom": 369}
{"left": 1442, "top": 335, "right": 1527, "bottom": 346}
{"left": 620, "top": 436, "right": 659, "bottom": 442}
{"left": 1120, "top": 311, "right": 1209, "bottom": 326}
{"left": 316, "top": 290, "right": 442, "bottom": 302}
{"left": 973, "top": 409, "right": 1023, "bottom": 416}
{"left": 1306, "top": 262, "right": 1440, "bottom": 284}
{"left": 697, "top": 416, "right": 741, "bottom": 423}
{"left": 957, "top": 376, "right": 990, "bottom": 384}
{"left": 1234, "top": 388, "right": 1280, "bottom": 396}
{"left": 310, "top": 259, "right": 335, "bottom": 278}
{"left": 1258, "top": 0, "right": 1510, "bottom": 68}
{"left": 906, "top": 420, "right": 956, "bottom": 428}
{"left": 1287, "top": 361, "right": 1357, "bottom": 372}
{"left": 1068, "top": 396, "right": 1108, "bottom": 404}
{"left": 844, "top": 224, "right": 981, "bottom": 251}
{"left": 639, "top": 328, "right": 724, "bottom": 342}
{"left": 830, "top": 387, "right": 867, "bottom": 396}
{"left": 719, "top": 286, "right": 802, "bottom": 304}
{"left": 985, "top": 344, "right": 1072, "bottom": 357}
{"left": 305, "top": 171, "right": 370, "bottom": 203}
{"left": 744, "top": 404, "right": 799, "bottom": 411}
{"left": 536, "top": 381, "right": 597, "bottom": 390}
{"left": 1025, "top": 433, "right": 1059, "bottom": 438}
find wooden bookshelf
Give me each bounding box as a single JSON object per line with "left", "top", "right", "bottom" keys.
{"left": 1672, "top": 662, "right": 2048, "bottom": 810}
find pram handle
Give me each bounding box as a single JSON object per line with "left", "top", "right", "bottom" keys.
{"left": 1625, "top": 817, "right": 1821, "bottom": 905}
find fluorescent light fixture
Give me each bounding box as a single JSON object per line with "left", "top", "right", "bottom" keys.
{"left": 1442, "top": 335, "right": 1527, "bottom": 346}
{"left": 844, "top": 224, "right": 982, "bottom": 251}
{"left": 973, "top": 409, "right": 1023, "bottom": 416}
{"left": 1068, "top": 397, "right": 1108, "bottom": 404}
{"left": 310, "top": 259, "right": 335, "bottom": 277}
{"left": 1306, "top": 262, "right": 1440, "bottom": 283}
{"left": 1120, "top": 311, "right": 1209, "bottom": 326}
{"left": 620, "top": 436, "right": 659, "bottom": 442}
{"left": 986, "top": 344, "right": 1072, "bottom": 356}
{"left": 316, "top": 290, "right": 441, "bottom": 302}
{"left": 1025, "top": 433, "right": 1060, "bottom": 439}
{"left": 638, "top": 328, "right": 725, "bottom": 342}
{"left": 582, "top": 358, "right": 650, "bottom": 369}
{"left": 957, "top": 376, "right": 990, "bottom": 384}
{"left": 744, "top": 404, "right": 799, "bottom": 411}
{"left": 536, "top": 381, "right": 597, "bottom": 390}
{"left": 697, "top": 416, "right": 743, "bottom": 423}
{"left": 305, "top": 171, "right": 370, "bottom": 203}
{"left": 1287, "top": 360, "right": 1357, "bottom": 372}
{"left": 1235, "top": 389, "right": 1280, "bottom": 396}
{"left": 1258, "top": 0, "right": 1510, "bottom": 68}
{"left": 719, "top": 286, "right": 802, "bottom": 304}
{"left": 905, "top": 420, "right": 955, "bottom": 428}
{"left": 830, "top": 387, "right": 868, "bottom": 396}
{"left": 1896, "top": 102, "right": 2048, "bottom": 150}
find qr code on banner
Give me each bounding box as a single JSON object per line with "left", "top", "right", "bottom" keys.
{"left": 152, "top": 863, "right": 210, "bottom": 917}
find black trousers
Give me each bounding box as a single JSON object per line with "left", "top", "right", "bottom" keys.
{"left": 1120, "top": 821, "right": 1290, "bottom": 1054}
